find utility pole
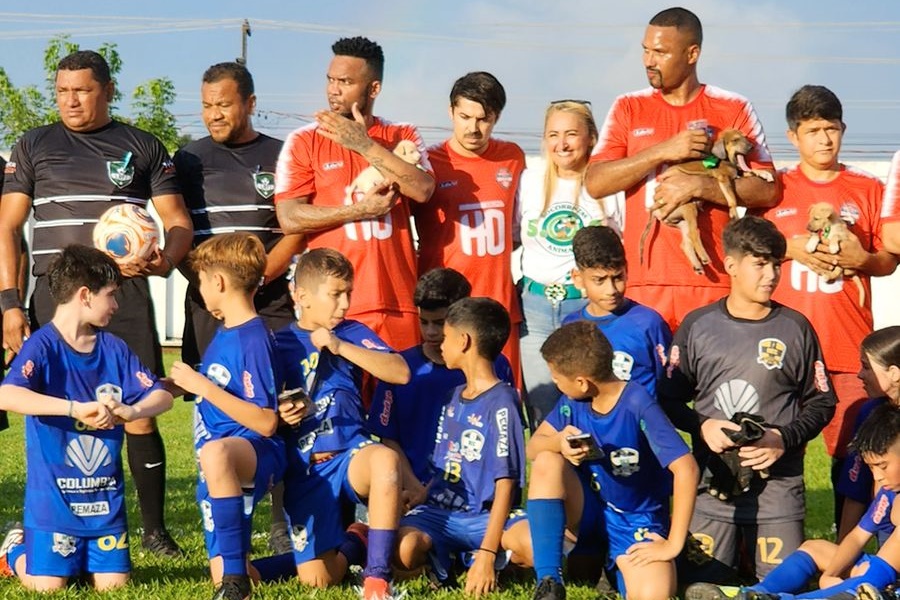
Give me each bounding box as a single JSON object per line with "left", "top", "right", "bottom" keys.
{"left": 237, "top": 19, "right": 252, "bottom": 65}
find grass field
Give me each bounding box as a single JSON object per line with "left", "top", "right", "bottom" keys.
{"left": 0, "top": 348, "right": 837, "bottom": 599}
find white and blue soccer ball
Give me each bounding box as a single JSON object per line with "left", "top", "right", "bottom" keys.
{"left": 92, "top": 204, "right": 160, "bottom": 266}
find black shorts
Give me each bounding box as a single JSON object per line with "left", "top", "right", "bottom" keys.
{"left": 181, "top": 277, "right": 294, "bottom": 366}
{"left": 30, "top": 274, "right": 164, "bottom": 376}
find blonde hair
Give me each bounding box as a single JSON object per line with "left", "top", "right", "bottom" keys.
{"left": 189, "top": 233, "right": 266, "bottom": 292}
{"left": 540, "top": 101, "right": 599, "bottom": 215}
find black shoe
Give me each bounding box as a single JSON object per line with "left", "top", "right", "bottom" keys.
{"left": 267, "top": 525, "right": 293, "bottom": 555}
{"left": 857, "top": 583, "right": 885, "bottom": 600}
{"left": 212, "top": 575, "right": 251, "bottom": 600}
{"left": 738, "top": 590, "right": 780, "bottom": 600}
{"left": 685, "top": 582, "right": 742, "bottom": 600}
{"left": 142, "top": 529, "right": 182, "bottom": 558}
{"left": 533, "top": 576, "right": 566, "bottom": 600}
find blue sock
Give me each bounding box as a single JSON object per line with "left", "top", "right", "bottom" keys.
{"left": 363, "top": 528, "right": 396, "bottom": 581}
{"left": 209, "top": 496, "right": 247, "bottom": 576}
{"left": 250, "top": 552, "right": 296, "bottom": 582}
{"left": 7, "top": 542, "right": 25, "bottom": 577}
{"left": 751, "top": 550, "right": 816, "bottom": 593}
{"left": 796, "top": 555, "right": 898, "bottom": 599}
{"left": 339, "top": 529, "right": 367, "bottom": 567}
{"left": 527, "top": 498, "right": 565, "bottom": 583}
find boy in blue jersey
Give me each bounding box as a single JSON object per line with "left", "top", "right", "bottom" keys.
{"left": 0, "top": 245, "right": 173, "bottom": 592}
{"left": 502, "top": 320, "right": 698, "bottom": 600}
{"left": 273, "top": 248, "right": 412, "bottom": 600}
{"left": 688, "top": 403, "right": 900, "bottom": 600}
{"left": 168, "top": 233, "right": 286, "bottom": 600}
{"left": 562, "top": 225, "right": 671, "bottom": 398}
{"left": 368, "top": 268, "right": 514, "bottom": 487}
{"left": 394, "top": 297, "right": 525, "bottom": 595}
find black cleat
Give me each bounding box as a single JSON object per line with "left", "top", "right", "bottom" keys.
{"left": 142, "top": 528, "right": 182, "bottom": 558}
{"left": 533, "top": 576, "right": 566, "bottom": 600}
{"left": 211, "top": 575, "right": 251, "bottom": 600}
{"left": 685, "top": 582, "right": 742, "bottom": 600}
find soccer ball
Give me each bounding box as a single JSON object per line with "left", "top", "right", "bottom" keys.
{"left": 92, "top": 204, "right": 160, "bottom": 266}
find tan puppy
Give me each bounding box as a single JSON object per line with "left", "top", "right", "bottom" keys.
{"left": 639, "top": 129, "right": 774, "bottom": 273}
{"left": 345, "top": 140, "right": 421, "bottom": 204}
{"left": 805, "top": 201, "right": 865, "bottom": 306}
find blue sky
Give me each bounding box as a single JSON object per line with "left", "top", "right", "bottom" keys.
{"left": 2, "top": 0, "right": 900, "bottom": 159}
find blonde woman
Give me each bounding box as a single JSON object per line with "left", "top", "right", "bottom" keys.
{"left": 517, "top": 100, "right": 622, "bottom": 423}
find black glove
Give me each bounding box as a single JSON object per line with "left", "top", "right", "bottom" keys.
{"left": 705, "top": 413, "right": 770, "bottom": 501}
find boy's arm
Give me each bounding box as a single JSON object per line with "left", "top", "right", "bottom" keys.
{"left": 838, "top": 499, "right": 870, "bottom": 542}
{"left": 100, "top": 389, "right": 173, "bottom": 423}
{"left": 0, "top": 384, "right": 114, "bottom": 430}
{"left": 170, "top": 361, "right": 279, "bottom": 436}
{"left": 465, "top": 477, "right": 516, "bottom": 597}
{"left": 527, "top": 419, "right": 590, "bottom": 465}
{"left": 819, "top": 525, "right": 874, "bottom": 587}
{"left": 312, "top": 327, "right": 411, "bottom": 384}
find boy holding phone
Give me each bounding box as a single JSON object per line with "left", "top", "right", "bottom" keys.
{"left": 502, "top": 320, "right": 698, "bottom": 600}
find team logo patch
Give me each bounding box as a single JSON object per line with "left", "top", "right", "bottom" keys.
{"left": 874, "top": 493, "right": 890, "bottom": 524}
{"left": 107, "top": 157, "right": 135, "bottom": 188}
{"left": 253, "top": 171, "right": 276, "bottom": 199}
{"left": 243, "top": 371, "right": 255, "bottom": 399}
{"left": 610, "top": 447, "right": 640, "bottom": 476}
{"left": 840, "top": 202, "right": 860, "bottom": 225}
{"left": 135, "top": 371, "right": 154, "bottom": 388}
{"left": 52, "top": 533, "right": 77, "bottom": 557}
{"left": 542, "top": 209, "right": 581, "bottom": 247}
{"left": 21, "top": 359, "right": 34, "bottom": 379}
{"left": 714, "top": 379, "right": 761, "bottom": 418}
{"left": 460, "top": 429, "right": 485, "bottom": 462}
{"left": 4, "top": 161, "right": 15, "bottom": 175}
{"left": 291, "top": 525, "right": 309, "bottom": 552}
{"left": 559, "top": 404, "right": 572, "bottom": 418}
{"left": 65, "top": 435, "right": 112, "bottom": 477}
{"left": 814, "top": 360, "right": 830, "bottom": 393}
{"left": 612, "top": 351, "right": 634, "bottom": 382}
{"left": 207, "top": 363, "right": 232, "bottom": 387}
{"left": 496, "top": 167, "right": 513, "bottom": 189}
{"left": 634, "top": 527, "right": 650, "bottom": 541}
{"left": 95, "top": 383, "right": 123, "bottom": 403}
{"left": 757, "top": 338, "right": 786, "bottom": 370}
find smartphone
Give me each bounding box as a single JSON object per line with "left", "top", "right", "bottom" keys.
{"left": 278, "top": 387, "right": 313, "bottom": 412}
{"left": 565, "top": 433, "right": 604, "bottom": 461}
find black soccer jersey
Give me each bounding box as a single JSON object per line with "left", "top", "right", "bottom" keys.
{"left": 3, "top": 120, "right": 179, "bottom": 275}
{"left": 174, "top": 134, "right": 282, "bottom": 250}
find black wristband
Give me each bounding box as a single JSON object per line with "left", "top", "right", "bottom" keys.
{"left": 0, "top": 288, "right": 22, "bottom": 314}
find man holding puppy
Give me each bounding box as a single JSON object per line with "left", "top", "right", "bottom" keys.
{"left": 585, "top": 6, "right": 777, "bottom": 332}
{"left": 274, "top": 36, "right": 434, "bottom": 352}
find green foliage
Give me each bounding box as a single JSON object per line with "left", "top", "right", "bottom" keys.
{"left": 0, "top": 34, "right": 179, "bottom": 152}
{"left": 0, "top": 349, "right": 839, "bottom": 599}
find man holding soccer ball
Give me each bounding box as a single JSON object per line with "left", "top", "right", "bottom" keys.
{"left": 0, "top": 49, "right": 193, "bottom": 557}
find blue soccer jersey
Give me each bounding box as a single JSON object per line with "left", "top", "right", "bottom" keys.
{"left": 545, "top": 381, "right": 689, "bottom": 513}
{"left": 4, "top": 324, "right": 162, "bottom": 536}
{"left": 563, "top": 299, "right": 671, "bottom": 398}
{"left": 368, "top": 345, "right": 514, "bottom": 483}
{"left": 838, "top": 397, "right": 888, "bottom": 504}
{"left": 275, "top": 320, "right": 393, "bottom": 461}
{"left": 193, "top": 316, "right": 281, "bottom": 450}
{"left": 859, "top": 487, "right": 897, "bottom": 538}
{"left": 425, "top": 382, "right": 525, "bottom": 513}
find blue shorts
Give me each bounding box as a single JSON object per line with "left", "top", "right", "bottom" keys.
{"left": 197, "top": 436, "right": 286, "bottom": 560}
{"left": 400, "top": 505, "right": 514, "bottom": 580}
{"left": 282, "top": 444, "right": 369, "bottom": 564}
{"left": 24, "top": 527, "right": 131, "bottom": 577}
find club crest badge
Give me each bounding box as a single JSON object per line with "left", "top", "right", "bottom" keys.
{"left": 496, "top": 167, "right": 513, "bottom": 189}
{"left": 107, "top": 151, "right": 135, "bottom": 188}
{"left": 253, "top": 171, "right": 276, "bottom": 199}
{"left": 757, "top": 338, "right": 786, "bottom": 370}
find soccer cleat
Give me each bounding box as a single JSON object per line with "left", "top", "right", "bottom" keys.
{"left": 685, "top": 582, "right": 743, "bottom": 600}
{"left": 857, "top": 583, "right": 885, "bottom": 600}
{"left": 267, "top": 525, "right": 293, "bottom": 555}
{"left": 142, "top": 528, "right": 183, "bottom": 558}
{"left": 0, "top": 523, "right": 24, "bottom": 577}
{"left": 533, "top": 576, "right": 566, "bottom": 600}
{"left": 211, "top": 575, "right": 251, "bottom": 600}
{"left": 737, "top": 590, "right": 780, "bottom": 600}
{"left": 360, "top": 576, "right": 406, "bottom": 600}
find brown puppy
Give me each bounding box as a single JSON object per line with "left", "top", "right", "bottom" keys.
{"left": 805, "top": 201, "right": 865, "bottom": 306}
{"left": 639, "top": 129, "right": 774, "bottom": 273}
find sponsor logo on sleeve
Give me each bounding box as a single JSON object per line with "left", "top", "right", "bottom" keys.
{"left": 495, "top": 408, "right": 509, "bottom": 457}
{"left": 379, "top": 390, "right": 393, "bottom": 426}
{"left": 243, "top": 371, "right": 255, "bottom": 399}
{"left": 135, "top": 371, "right": 154, "bottom": 388}
{"left": 814, "top": 360, "right": 830, "bottom": 393}
{"left": 874, "top": 493, "right": 890, "bottom": 524}
{"left": 4, "top": 161, "right": 15, "bottom": 175}
{"left": 21, "top": 359, "right": 34, "bottom": 379}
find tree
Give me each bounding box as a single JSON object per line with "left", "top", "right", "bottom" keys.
{"left": 0, "top": 35, "right": 181, "bottom": 152}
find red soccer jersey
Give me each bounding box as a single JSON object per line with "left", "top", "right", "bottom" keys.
{"left": 414, "top": 139, "right": 526, "bottom": 323}
{"left": 275, "top": 118, "right": 432, "bottom": 319}
{"left": 591, "top": 84, "right": 773, "bottom": 290}
{"left": 882, "top": 150, "right": 900, "bottom": 224}
{"left": 760, "top": 165, "right": 885, "bottom": 373}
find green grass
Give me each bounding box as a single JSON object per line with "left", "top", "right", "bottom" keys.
{"left": 0, "top": 348, "right": 836, "bottom": 599}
